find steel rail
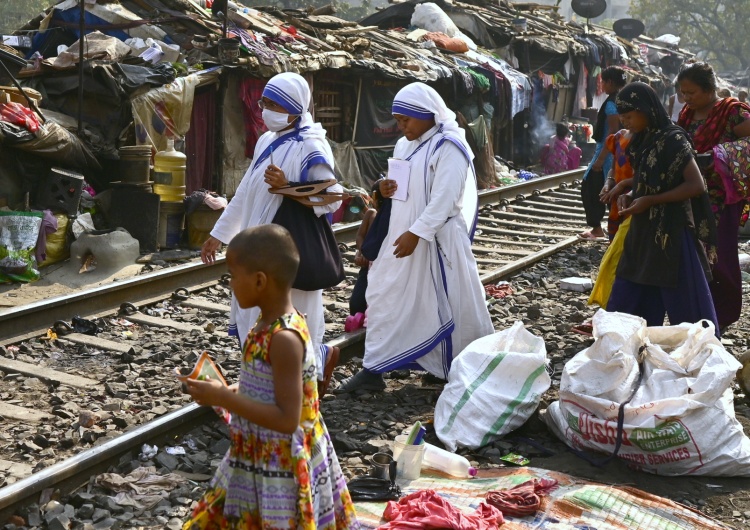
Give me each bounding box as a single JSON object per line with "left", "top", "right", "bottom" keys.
{"left": 0, "top": 169, "right": 584, "bottom": 342}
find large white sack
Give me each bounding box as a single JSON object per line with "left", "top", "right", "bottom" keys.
{"left": 544, "top": 309, "right": 750, "bottom": 476}
{"left": 435, "top": 321, "right": 550, "bottom": 451}
{"left": 410, "top": 3, "right": 477, "bottom": 50}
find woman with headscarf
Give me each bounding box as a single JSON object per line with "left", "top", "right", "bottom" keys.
{"left": 607, "top": 82, "right": 719, "bottom": 333}
{"left": 200, "top": 72, "right": 343, "bottom": 395}
{"left": 336, "top": 82, "right": 494, "bottom": 392}
{"left": 677, "top": 62, "right": 750, "bottom": 330}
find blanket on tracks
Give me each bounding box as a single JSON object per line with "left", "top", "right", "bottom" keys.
{"left": 353, "top": 467, "right": 730, "bottom": 529}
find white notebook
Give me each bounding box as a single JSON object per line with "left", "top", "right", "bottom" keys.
{"left": 387, "top": 158, "right": 411, "bottom": 202}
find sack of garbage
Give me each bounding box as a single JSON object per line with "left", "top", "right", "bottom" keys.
{"left": 544, "top": 309, "right": 750, "bottom": 476}
{"left": 434, "top": 322, "right": 550, "bottom": 451}
{"left": 0, "top": 211, "right": 43, "bottom": 283}
{"left": 410, "top": 3, "right": 476, "bottom": 50}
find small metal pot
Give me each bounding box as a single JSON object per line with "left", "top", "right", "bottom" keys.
{"left": 370, "top": 452, "right": 395, "bottom": 480}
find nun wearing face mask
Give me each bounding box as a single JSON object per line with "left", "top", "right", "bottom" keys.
{"left": 200, "top": 72, "right": 343, "bottom": 393}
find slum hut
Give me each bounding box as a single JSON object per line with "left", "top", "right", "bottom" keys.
{"left": 0, "top": 0, "right": 695, "bottom": 267}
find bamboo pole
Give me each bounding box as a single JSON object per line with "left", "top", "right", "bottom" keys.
{"left": 351, "top": 77, "right": 362, "bottom": 145}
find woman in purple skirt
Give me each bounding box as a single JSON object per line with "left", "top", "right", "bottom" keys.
{"left": 607, "top": 82, "right": 719, "bottom": 335}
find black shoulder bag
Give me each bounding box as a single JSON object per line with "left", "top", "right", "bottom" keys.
{"left": 271, "top": 196, "right": 345, "bottom": 291}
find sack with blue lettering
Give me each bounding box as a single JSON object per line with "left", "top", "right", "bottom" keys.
{"left": 544, "top": 309, "right": 750, "bottom": 476}
{"left": 434, "top": 321, "right": 550, "bottom": 451}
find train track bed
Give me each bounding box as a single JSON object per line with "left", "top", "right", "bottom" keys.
{"left": 7, "top": 242, "right": 747, "bottom": 529}
{"left": 21, "top": 170, "right": 749, "bottom": 525}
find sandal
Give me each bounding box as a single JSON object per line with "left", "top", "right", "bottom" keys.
{"left": 318, "top": 345, "right": 340, "bottom": 397}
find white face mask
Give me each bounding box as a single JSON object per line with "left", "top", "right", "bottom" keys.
{"left": 262, "top": 108, "right": 294, "bottom": 132}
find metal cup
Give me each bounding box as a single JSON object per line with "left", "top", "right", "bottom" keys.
{"left": 370, "top": 452, "right": 394, "bottom": 480}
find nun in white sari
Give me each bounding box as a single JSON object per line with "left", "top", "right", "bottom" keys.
{"left": 201, "top": 72, "right": 343, "bottom": 390}
{"left": 337, "top": 82, "right": 493, "bottom": 392}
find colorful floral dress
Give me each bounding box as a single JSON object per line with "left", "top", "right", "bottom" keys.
{"left": 183, "top": 312, "right": 360, "bottom": 530}
{"left": 681, "top": 101, "right": 750, "bottom": 222}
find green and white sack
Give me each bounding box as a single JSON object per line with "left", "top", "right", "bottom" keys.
{"left": 435, "top": 321, "right": 550, "bottom": 451}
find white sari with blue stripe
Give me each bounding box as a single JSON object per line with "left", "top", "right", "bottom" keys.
{"left": 363, "top": 124, "right": 493, "bottom": 378}
{"left": 210, "top": 120, "right": 342, "bottom": 378}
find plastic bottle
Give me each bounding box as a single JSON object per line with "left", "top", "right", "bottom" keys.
{"left": 153, "top": 137, "right": 187, "bottom": 202}
{"left": 422, "top": 443, "right": 477, "bottom": 478}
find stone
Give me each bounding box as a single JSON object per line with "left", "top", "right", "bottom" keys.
{"left": 166, "top": 517, "right": 184, "bottom": 530}
{"left": 46, "top": 515, "right": 71, "bottom": 530}
{"left": 69, "top": 229, "right": 140, "bottom": 273}
{"left": 156, "top": 452, "right": 179, "bottom": 470}
{"left": 93, "top": 518, "right": 121, "bottom": 530}
{"left": 526, "top": 305, "right": 542, "bottom": 320}
{"left": 78, "top": 411, "right": 101, "bottom": 428}
{"left": 24, "top": 504, "right": 41, "bottom": 526}
{"left": 77, "top": 504, "right": 95, "bottom": 519}
{"left": 91, "top": 508, "right": 110, "bottom": 523}
{"left": 70, "top": 492, "right": 95, "bottom": 508}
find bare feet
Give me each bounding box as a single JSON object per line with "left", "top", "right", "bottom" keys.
{"left": 578, "top": 228, "right": 606, "bottom": 240}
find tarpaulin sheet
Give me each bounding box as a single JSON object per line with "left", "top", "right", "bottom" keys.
{"left": 131, "top": 74, "right": 199, "bottom": 152}
{"left": 354, "top": 78, "right": 404, "bottom": 147}
{"left": 355, "top": 147, "right": 393, "bottom": 188}
{"left": 354, "top": 468, "right": 730, "bottom": 529}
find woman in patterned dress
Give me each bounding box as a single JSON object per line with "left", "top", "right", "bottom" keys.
{"left": 677, "top": 62, "right": 750, "bottom": 330}
{"left": 184, "top": 225, "right": 359, "bottom": 529}
{"left": 606, "top": 82, "right": 719, "bottom": 334}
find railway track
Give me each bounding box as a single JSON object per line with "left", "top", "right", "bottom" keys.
{"left": 0, "top": 168, "right": 588, "bottom": 521}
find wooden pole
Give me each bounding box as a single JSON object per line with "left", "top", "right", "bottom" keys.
{"left": 351, "top": 77, "right": 362, "bottom": 145}
{"left": 77, "top": 0, "right": 85, "bottom": 134}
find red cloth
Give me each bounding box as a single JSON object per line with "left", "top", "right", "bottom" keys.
{"left": 239, "top": 77, "right": 267, "bottom": 158}
{"left": 379, "top": 490, "right": 503, "bottom": 530}
{"left": 185, "top": 86, "right": 216, "bottom": 193}
{"left": 0, "top": 102, "right": 40, "bottom": 133}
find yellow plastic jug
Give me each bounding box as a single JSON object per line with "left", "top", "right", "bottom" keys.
{"left": 152, "top": 138, "right": 187, "bottom": 202}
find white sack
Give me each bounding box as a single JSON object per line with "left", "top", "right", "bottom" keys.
{"left": 410, "top": 3, "right": 476, "bottom": 51}
{"left": 544, "top": 309, "right": 750, "bottom": 476}
{"left": 435, "top": 321, "right": 550, "bottom": 451}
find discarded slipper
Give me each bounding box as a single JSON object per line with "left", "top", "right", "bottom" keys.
{"left": 571, "top": 321, "right": 594, "bottom": 337}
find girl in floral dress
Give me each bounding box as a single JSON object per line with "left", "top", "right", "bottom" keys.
{"left": 184, "top": 224, "right": 359, "bottom": 529}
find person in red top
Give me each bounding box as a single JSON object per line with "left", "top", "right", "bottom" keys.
{"left": 599, "top": 129, "right": 634, "bottom": 239}
{"left": 678, "top": 62, "right": 750, "bottom": 330}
